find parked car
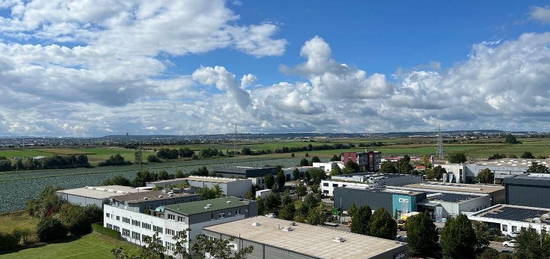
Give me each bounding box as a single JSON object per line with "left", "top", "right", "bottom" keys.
{"left": 503, "top": 240, "right": 518, "bottom": 248}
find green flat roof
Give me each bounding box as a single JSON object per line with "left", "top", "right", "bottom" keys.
{"left": 165, "top": 196, "right": 250, "bottom": 215}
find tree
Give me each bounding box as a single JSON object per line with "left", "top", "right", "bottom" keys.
{"left": 175, "top": 170, "right": 185, "bottom": 178}
{"left": 299, "top": 158, "right": 310, "bottom": 166}
{"left": 350, "top": 205, "right": 371, "bottom": 235}
{"left": 440, "top": 214, "right": 477, "bottom": 259}
{"left": 264, "top": 174, "right": 275, "bottom": 189}
{"left": 488, "top": 153, "right": 506, "bottom": 160}
{"left": 311, "top": 156, "right": 321, "bottom": 163}
{"left": 276, "top": 170, "right": 286, "bottom": 191}
{"left": 505, "top": 134, "right": 521, "bottom": 144}
{"left": 27, "top": 186, "right": 63, "bottom": 218}
{"left": 103, "top": 175, "right": 132, "bottom": 186}
{"left": 198, "top": 185, "right": 223, "bottom": 199}
{"left": 306, "top": 168, "right": 327, "bottom": 185}
{"left": 527, "top": 162, "right": 550, "bottom": 174}
{"left": 296, "top": 183, "right": 307, "bottom": 197}
{"left": 448, "top": 152, "right": 467, "bottom": 163}
{"left": 330, "top": 154, "right": 340, "bottom": 161}
{"left": 521, "top": 152, "right": 535, "bottom": 159}
{"left": 515, "top": 227, "right": 550, "bottom": 259}
{"left": 37, "top": 217, "right": 68, "bottom": 241}
{"left": 98, "top": 154, "right": 131, "bottom": 166}
{"left": 406, "top": 213, "right": 439, "bottom": 258}
{"left": 279, "top": 202, "right": 296, "bottom": 220}
{"left": 307, "top": 206, "right": 326, "bottom": 225}
{"left": 263, "top": 193, "right": 281, "bottom": 213}
{"left": 477, "top": 248, "right": 500, "bottom": 259}
{"left": 147, "top": 155, "right": 161, "bottom": 163}
{"left": 343, "top": 160, "right": 360, "bottom": 174}
{"left": 330, "top": 166, "right": 343, "bottom": 176}
{"left": 380, "top": 161, "right": 398, "bottom": 174}
{"left": 426, "top": 166, "right": 446, "bottom": 180}
{"left": 192, "top": 234, "right": 253, "bottom": 259}
{"left": 397, "top": 155, "right": 413, "bottom": 174}
{"left": 472, "top": 221, "right": 491, "bottom": 253}
{"left": 477, "top": 168, "right": 494, "bottom": 184}
{"left": 369, "top": 208, "right": 397, "bottom": 239}
{"left": 292, "top": 168, "right": 301, "bottom": 180}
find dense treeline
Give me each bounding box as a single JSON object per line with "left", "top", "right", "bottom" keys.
{"left": 0, "top": 155, "right": 90, "bottom": 172}
{"left": 98, "top": 154, "right": 131, "bottom": 166}
{"left": 156, "top": 147, "right": 194, "bottom": 159}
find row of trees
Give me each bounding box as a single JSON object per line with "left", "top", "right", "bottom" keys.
{"left": 0, "top": 154, "right": 90, "bottom": 172}
{"left": 273, "top": 143, "right": 355, "bottom": 154}
{"left": 156, "top": 147, "right": 194, "bottom": 159}
{"left": 349, "top": 205, "right": 397, "bottom": 240}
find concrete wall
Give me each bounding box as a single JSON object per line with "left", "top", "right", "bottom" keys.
{"left": 56, "top": 193, "right": 104, "bottom": 208}
{"left": 506, "top": 184, "right": 550, "bottom": 208}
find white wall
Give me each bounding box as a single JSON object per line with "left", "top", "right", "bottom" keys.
{"left": 320, "top": 180, "right": 370, "bottom": 197}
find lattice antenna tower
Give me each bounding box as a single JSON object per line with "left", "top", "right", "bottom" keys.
{"left": 436, "top": 125, "right": 445, "bottom": 159}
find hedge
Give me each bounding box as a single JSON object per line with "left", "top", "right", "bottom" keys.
{"left": 92, "top": 223, "right": 121, "bottom": 240}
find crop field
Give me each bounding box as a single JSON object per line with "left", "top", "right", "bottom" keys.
{"left": 0, "top": 232, "right": 140, "bottom": 259}
{"left": 0, "top": 156, "right": 301, "bottom": 213}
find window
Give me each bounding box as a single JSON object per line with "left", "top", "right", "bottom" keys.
{"left": 106, "top": 224, "right": 113, "bottom": 229}
{"left": 105, "top": 212, "right": 110, "bottom": 218}
{"left": 512, "top": 226, "right": 518, "bottom": 233}
{"left": 332, "top": 184, "right": 338, "bottom": 187}
{"left": 210, "top": 213, "right": 214, "bottom": 220}
{"left": 132, "top": 220, "right": 140, "bottom": 227}
{"left": 142, "top": 222, "right": 151, "bottom": 230}
{"left": 131, "top": 231, "right": 141, "bottom": 240}
{"left": 153, "top": 225, "right": 163, "bottom": 233}
{"left": 502, "top": 225, "right": 508, "bottom": 232}
{"left": 165, "top": 242, "right": 175, "bottom": 251}
{"left": 177, "top": 216, "right": 184, "bottom": 222}
{"left": 323, "top": 190, "right": 329, "bottom": 194}
{"left": 122, "top": 217, "right": 130, "bottom": 224}
{"left": 323, "top": 183, "right": 329, "bottom": 187}
{"left": 165, "top": 228, "right": 175, "bottom": 236}
{"left": 168, "top": 214, "right": 176, "bottom": 220}
{"left": 116, "top": 216, "right": 120, "bottom": 221}
{"left": 219, "top": 212, "right": 225, "bottom": 218}
{"left": 113, "top": 225, "right": 120, "bottom": 232}
{"left": 142, "top": 235, "right": 150, "bottom": 242}
{"left": 122, "top": 229, "right": 130, "bottom": 237}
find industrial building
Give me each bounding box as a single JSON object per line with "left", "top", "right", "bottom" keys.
{"left": 468, "top": 204, "right": 550, "bottom": 237}
{"left": 436, "top": 158, "right": 550, "bottom": 183}
{"left": 341, "top": 151, "right": 382, "bottom": 171}
{"left": 312, "top": 161, "right": 344, "bottom": 173}
{"left": 395, "top": 182, "right": 505, "bottom": 205}
{"left": 202, "top": 216, "right": 408, "bottom": 259}
{"left": 213, "top": 166, "right": 278, "bottom": 178}
{"left": 321, "top": 173, "right": 421, "bottom": 196}
{"left": 56, "top": 185, "right": 146, "bottom": 208}
{"left": 147, "top": 176, "right": 252, "bottom": 198}
{"left": 333, "top": 187, "right": 426, "bottom": 218}
{"left": 104, "top": 196, "right": 258, "bottom": 254}
{"left": 504, "top": 174, "right": 550, "bottom": 208}
{"left": 110, "top": 190, "right": 200, "bottom": 213}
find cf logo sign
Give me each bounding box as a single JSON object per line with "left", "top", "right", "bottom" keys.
{"left": 398, "top": 198, "right": 409, "bottom": 203}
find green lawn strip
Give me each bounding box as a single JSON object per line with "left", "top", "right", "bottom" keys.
{"left": 0, "top": 232, "right": 139, "bottom": 259}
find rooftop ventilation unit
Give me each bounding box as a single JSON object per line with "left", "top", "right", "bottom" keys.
{"left": 333, "top": 236, "right": 346, "bottom": 243}
{"left": 143, "top": 197, "right": 149, "bottom": 200}
{"left": 226, "top": 200, "right": 232, "bottom": 204}
{"left": 281, "top": 227, "right": 293, "bottom": 232}
{"left": 158, "top": 195, "right": 163, "bottom": 198}
{"left": 251, "top": 222, "right": 261, "bottom": 227}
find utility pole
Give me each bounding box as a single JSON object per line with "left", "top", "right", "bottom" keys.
{"left": 437, "top": 124, "right": 445, "bottom": 159}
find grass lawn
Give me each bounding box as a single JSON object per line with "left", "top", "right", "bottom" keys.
{"left": 0, "top": 211, "right": 38, "bottom": 244}
{"left": 0, "top": 232, "right": 140, "bottom": 259}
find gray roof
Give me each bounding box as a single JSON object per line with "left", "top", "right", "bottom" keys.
{"left": 113, "top": 190, "right": 198, "bottom": 204}
{"left": 165, "top": 196, "right": 250, "bottom": 215}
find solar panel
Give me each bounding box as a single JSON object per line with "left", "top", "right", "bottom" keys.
{"left": 483, "top": 207, "right": 548, "bottom": 221}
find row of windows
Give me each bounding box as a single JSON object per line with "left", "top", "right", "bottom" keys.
{"left": 107, "top": 212, "right": 163, "bottom": 233}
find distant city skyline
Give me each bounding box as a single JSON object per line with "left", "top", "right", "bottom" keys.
{"left": 1, "top": 1, "right": 550, "bottom": 136}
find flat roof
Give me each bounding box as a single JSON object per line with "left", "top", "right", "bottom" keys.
{"left": 471, "top": 204, "right": 550, "bottom": 223}
{"left": 504, "top": 174, "right": 550, "bottom": 187}
{"left": 185, "top": 176, "right": 250, "bottom": 184}
{"left": 204, "top": 216, "right": 406, "bottom": 259}
{"left": 472, "top": 158, "right": 550, "bottom": 168}
{"left": 425, "top": 192, "right": 482, "bottom": 203}
{"left": 165, "top": 196, "right": 250, "bottom": 215}
{"left": 57, "top": 185, "right": 142, "bottom": 199}
{"left": 113, "top": 190, "right": 197, "bottom": 204}
{"left": 403, "top": 182, "right": 503, "bottom": 194}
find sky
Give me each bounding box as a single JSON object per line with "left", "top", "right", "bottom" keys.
{"left": 0, "top": 0, "right": 550, "bottom": 136}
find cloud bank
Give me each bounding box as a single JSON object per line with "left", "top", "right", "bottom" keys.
{"left": 0, "top": 1, "right": 549, "bottom": 136}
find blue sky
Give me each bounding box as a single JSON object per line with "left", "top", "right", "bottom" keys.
{"left": 0, "top": 0, "right": 550, "bottom": 136}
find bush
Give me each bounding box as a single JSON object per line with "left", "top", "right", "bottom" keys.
{"left": 37, "top": 217, "right": 68, "bottom": 241}
{"left": 98, "top": 154, "right": 131, "bottom": 166}
{"left": 92, "top": 223, "right": 121, "bottom": 240}
{"left": 147, "top": 155, "right": 162, "bottom": 163}
{"left": 0, "top": 231, "right": 22, "bottom": 251}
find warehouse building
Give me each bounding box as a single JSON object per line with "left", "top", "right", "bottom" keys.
{"left": 104, "top": 196, "right": 258, "bottom": 254}
{"left": 110, "top": 190, "right": 200, "bottom": 213}
{"left": 504, "top": 174, "right": 550, "bottom": 208}
{"left": 321, "top": 173, "right": 422, "bottom": 196}
{"left": 213, "top": 166, "right": 278, "bottom": 178}
{"left": 395, "top": 182, "right": 505, "bottom": 205}
{"left": 56, "top": 185, "right": 145, "bottom": 208}
{"left": 436, "top": 158, "right": 550, "bottom": 183}
{"left": 147, "top": 176, "right": 252, "bottom": 198}
{"left": 468, "top": 204, "right": 550, "bottom": 237}
{"left": 202, "top": 216, "right": 408, "bottom": 259}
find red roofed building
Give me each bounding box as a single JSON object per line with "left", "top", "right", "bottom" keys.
{"left": 341, "top": 151, "right": 381, "bottom": 171}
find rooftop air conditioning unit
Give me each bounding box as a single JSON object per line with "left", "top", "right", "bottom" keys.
{"left": 282, "top": 227, "right": 293, "bottom": 232}
{"left": 158, "top": 195, "right": 163, "bottom": 198}
{"left": 226, "top": 201, "right": 232, "bottom": 204}
{"left": 333, "top": 236, "right": 345, "bottom": 243}
{"left": 143, "top": 197, "right": 149, "bottom": 200}
{"left": 251, "top": 222, "right": 261, "bottom": 227}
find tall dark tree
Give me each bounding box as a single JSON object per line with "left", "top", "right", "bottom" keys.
{"left": 350, "top": 205, "right": 371, "bottom": 235}
{"left": 426, "top": 165, "right": 446, "bottom": 180}
{"left": 515, "top": 227, "right": 550, "bottom": 259}
{"left": 406, "top": 213, "right": 439, "bottom": 258}
{"left": 369, "top": 208, "right": 397, "bottom": 239}
{"left": 440, "top": 214, "right": 477, "bottom": 259}
{"left": 380, "top": 161, "right": 398, "bottom": 174}
{"left": 343, "top": 160, "right": 360, "bottom": 174}
{"left": 276, "top": 170, "right": 286, "bottom": 191}
{"left": 504, "top": 134, "right": 521, "bottom": 144}
{"left": 448, "top": 152, "right": 467, "bottom": 163}
{"left": 477, "top": 168, "right": 494, "bottom": 184}
{"left": 521, "top": 151, "right": 535, "bottom": 159}
{"left": 192, "top": 234, "right": 253, "bottom": 259}
{"left": 330, "top": 154, "right": 340, "bottom": 161}
{"left": 397, "top": 155, "right": 413, "bottom": 174}
{"left": 264, "top": 174, "right": 275, "bottom": 189}
{"left": 311, "top": 156, "right": 321, "bottom": 163}
{"left": 299, "top": 158, "right": 310, "bottom": 166}
{"left": 527, "top": 162, "right": 550, "bottom": 174}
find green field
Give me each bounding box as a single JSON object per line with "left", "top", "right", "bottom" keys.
{"left": 0, "top": 232, "right": 139, "bottom": 259}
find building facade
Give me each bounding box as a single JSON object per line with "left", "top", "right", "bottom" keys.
{"left": 56, "top": 185, "right": 145, "bottom": 208}
{"left": 468, "top": 204, "right": 550, "bottom": 237}
{"left": 341, "top": 151, "right": 382, "bottom": 171}
{"left": 504, "top": 175, "right": 550, "bottom": 208}
{"left": 148, "top": 176, "right": 253, "bottom": 198}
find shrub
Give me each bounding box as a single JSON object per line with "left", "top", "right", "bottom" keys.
{"left": 0, "top": 231, "right": 22, "bottom": 251}
{"left": 92, "top": 224, "right": 121, "bottom": 240}
{"left": 37, "top": 217, "right": 68, "bottom": 241}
